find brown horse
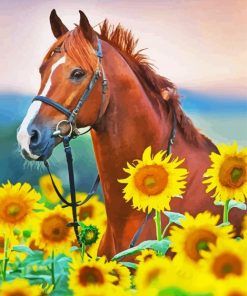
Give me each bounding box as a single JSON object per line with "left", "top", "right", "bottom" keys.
{"left": 17, "top": 10, "right": 244, "bottom": 259}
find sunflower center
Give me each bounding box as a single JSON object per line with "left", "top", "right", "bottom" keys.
{"left": 145, "top": 268, "right": 162, "bottom": 287}
{"left": 143, "top": 254, "right": 155, "bottom": 262}
{"left": 6, "top": 291, "right": 27, "bottom": 296}
{"left": 41, "top": 215, "right": 69, "bottom": 242}
{"left": 110, "top": 269, "right": 120, "bottom": 285}
{"left": 0, "top": 237, "right": 5, "bottom": 253}
{"left": 79, "top": 266, "right": 105, "bottom": 286}
{"left": 7, "top": 204, "right": 21, "bottom": 216}
{"left": 85, "top": 231, "right": 95, "bottom": 241}
{"left": 229, "top": 292, "right": 245, "bottom": 296}
{"left": 219, "top": 157, "right": 246, "bottom": 188}
{"left": 46, "top": 183, "right": 54, "bottom": 193}
{"left": 79, "top": 205, "right": 93, "bottom": 221}
{"left": 184, "top": 229, "right": 217, "bottom": 262}
{"left": 134, "top": 165, "right": 168, "bottom": 195}
{"left": 2, "top": 200, "right": 28, "bottom": 224}
{"left": 212, "top": 252, "right": 243, "bottom": 279}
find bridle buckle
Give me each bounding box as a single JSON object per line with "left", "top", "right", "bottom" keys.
{"left": 53, "top": 120, "right": 73, "bottom": 138}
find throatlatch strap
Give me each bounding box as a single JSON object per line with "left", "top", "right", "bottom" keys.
{"left": 129, "top": 212, "right": 153, "bottom": 248}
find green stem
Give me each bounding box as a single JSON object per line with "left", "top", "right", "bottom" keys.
{"left": 51, "top": 250, "right": 56, "bottom": 287}
{"left": 2, "top": 236, "right": 9, "bottom": 281}
{"left": 223, "top": 199, "right": 230, "bottom": 223}
{"left": 80, "top": 243, "right": 85, "bottom": 262}
{"left": 154, "top": 211, "right": 162, "bottom": 241}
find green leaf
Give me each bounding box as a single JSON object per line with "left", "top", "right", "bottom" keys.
{"left": 228, "top": 200, "right": 246, "bottom": 211}
{"left": 111, "top": 239, "right": 170, "bottom": 261}
{"left": 70, "top": 246, "right": 80, "bottom": 252}
{"left": 218, "top": 222, "right": 230, "bottom": 227}
{"left": 214, "top": 200, "right": 246, "bottom": 212}
{"left": 24, "top": 273, "right": 52, "bottom": 285}
{"left": 119, "top": 262, "right": 137, "bottom": 269}
{"left": 163, "top": 211, "right": 185, "bottom": 225}
{"left": 214, "top": 201, "right": 225, "bottom": 207}
{"left": 18, "top": 251, "right": 44, "bottom": 268}
{"left": 12, "top": 245, "right": 34, "bottom": 256}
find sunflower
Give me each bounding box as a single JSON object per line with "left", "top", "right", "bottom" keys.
{"left": 32, "top": 205, "right": 74, "bottom": 254}
{"left": 84, "top": 221, "right": 106, "bottom": 259}
{"left": 203, "top": 142, "right": 247, "bottom": 202}
{"left": 39, "top": 174, "right": 64, "bottom": 204}
{"left": 214, "top": 276, "right": 247, "bottom": 296}
{"left": 118, "top": 146, "right": 188, "bottom": 213}
{"left": 0, "top": 278, "right": 42, "bottom": 296}
{"left": 79, "top": 224, "right": 100, "bottom": 246}
{"left": 106, "top": 260, "right": 131, "bottom": 289}
{"left": 0, "top": 232, "right": 21, "bottom": 264}
{"left": 66, "top": 194, "right": 106, "bottom": 223}
{"left": 135, "top": 256, "right": 212, "bottom": 296}
{"left": 135, "top": 256, "right": 172, "bottom": 292}
{"left": 200, "top": 237, "right": 247, "bottom": 281}
{"left": 136, "top": 249, "right": 158, "bottom": 263}
{"left": 0, "top": 182, "right": 43, "bottom": 233}
{"left": 69, "top": 257, "right": 114, "bottom": 295}
{"left": 169, "top": 211, "right": 234, "bottom": 270}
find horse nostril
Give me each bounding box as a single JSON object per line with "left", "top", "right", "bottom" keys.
{"left": 30, "top": 129, "right": 41, "bottom": 145}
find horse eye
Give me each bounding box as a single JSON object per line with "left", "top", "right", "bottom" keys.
{"left": 70, "top": 69, "right": 85, "bottom": 81}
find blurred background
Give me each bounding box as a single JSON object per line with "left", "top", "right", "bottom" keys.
{"left": 0, "top": 0, "right": 246, "bottom": 194}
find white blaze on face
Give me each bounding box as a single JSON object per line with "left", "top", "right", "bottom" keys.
{"left": 17, "top": 56, "right": 66, "bottom": 159}
{"left": 40, "top": 56, "right": 66, "bottom": 96}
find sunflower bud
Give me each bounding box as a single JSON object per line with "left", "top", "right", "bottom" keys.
{"left": 79, "top": 224, "right": 99, "bottom": 246}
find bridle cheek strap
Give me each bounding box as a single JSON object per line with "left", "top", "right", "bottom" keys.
{"left": 32, "top": 38, "right": 106, "bottom": 247}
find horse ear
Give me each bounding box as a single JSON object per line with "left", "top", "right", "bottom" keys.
{"left": 50, "top": 9, "right": 68, "bottom": 39}
{"left": 79, "top": 10, "right": 96, "bottom": 44}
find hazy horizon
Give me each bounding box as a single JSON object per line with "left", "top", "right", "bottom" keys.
{"left": 0, "top": 0, "right": 246, "bottom": 97}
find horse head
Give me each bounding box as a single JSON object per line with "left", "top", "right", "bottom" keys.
{"left": 17, "top": 10, "right": 110, "bottom": 161}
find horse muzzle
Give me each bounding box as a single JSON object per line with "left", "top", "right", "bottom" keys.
{"left": 17, "top": 122, "right": 56, "bottom": 161}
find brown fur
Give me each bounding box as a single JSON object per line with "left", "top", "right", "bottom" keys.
{"left": 99, "top": 20, "right": 213, "bottom": 148}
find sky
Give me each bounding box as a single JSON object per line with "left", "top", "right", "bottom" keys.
{"left": 0, "top": 0, "right": 246, "bottom": 97}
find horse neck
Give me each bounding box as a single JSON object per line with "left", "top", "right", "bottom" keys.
{"left": 91, "top": 41, "right": 215, "bottom": 218}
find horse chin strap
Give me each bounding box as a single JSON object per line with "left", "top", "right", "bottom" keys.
{"left": 33, "top": 38, "right": 107, "bottom": 246}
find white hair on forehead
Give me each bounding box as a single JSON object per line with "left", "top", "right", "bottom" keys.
{"left": 17, "top": 56, "right": 66, "bottom": 159}
{"left": 40, "top": 56, "right": 66, "bottom": 96}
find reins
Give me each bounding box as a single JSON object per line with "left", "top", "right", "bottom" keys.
{"left": 33, "top": 38, "right": 106, "bottom": 246}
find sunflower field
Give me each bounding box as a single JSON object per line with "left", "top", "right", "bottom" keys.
{"left": 0, "top": 142, "right": 246, "bottom": 296}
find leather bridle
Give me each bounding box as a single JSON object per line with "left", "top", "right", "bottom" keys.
{"left": 32, "top": 37, "right": 177, "bottom": 250}
{"left": 33, "top": 38, "right": 107, "bottom": 139}
{"left": 33, "top": 38, "right": 106, "bottom": 246}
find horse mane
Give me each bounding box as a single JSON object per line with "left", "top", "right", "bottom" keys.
{"left": 99, "top": 20, "right": 213, "bottom": 148}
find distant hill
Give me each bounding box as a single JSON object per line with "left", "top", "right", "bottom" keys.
{"left": 0, "top": 91, "right": 246, "bottom": 191}
{"left": 180, "top": 89, "right": 247, "bottom": 114}
{"left": 0, "top": 91, "right": 246, "bottom": 127}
